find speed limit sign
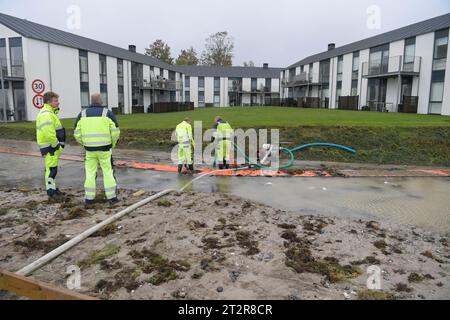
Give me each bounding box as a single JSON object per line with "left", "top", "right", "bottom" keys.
{"left": 32, "top": 79, "right": 45, "bottom": 94}
{"left": 33, "top": 94, "right": 44, "bottom": 109}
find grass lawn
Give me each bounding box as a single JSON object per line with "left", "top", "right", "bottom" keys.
{"left": 3, "top": 107, "right": 450, "bottom": 130}
{"left": 1, "top": 107, "right": 450, "bottom": 166}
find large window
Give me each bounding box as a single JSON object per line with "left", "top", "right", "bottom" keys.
{"left": 117, "top": 59, "right": 124, "bottom": 113}
{"left": 79, "top": 50, "right": 89, "bottom": 108}
{"left": 404, "top": 37, "right": 416, "bottom": 69}
{"left": 432, "top": 29, "right": 448, "bottom": 71}
{"left": 185, "top": 91, "right": 190, "bottom": 103}
{"left": 131, "top": 62, "right": 143, "bottom": 106}
{"left": 9, "top": 37, "right": 23, "bottom": 77}
{"left": 198, "top": 91, "right": 205, "bottom": 107}
{"left": 99, "top": 55, "right": 108, "bottom": 106}
{"left": 369, "top": 44, "right": 389, "bottom": 74}
{"left": 429, "top": 29, "right": 449, "bottom": 114}
{"left": 185, "top": 76, "right": 190, "bottom": 90}
{"left": 0, "top": 39, "right": 7, "bottom": 76}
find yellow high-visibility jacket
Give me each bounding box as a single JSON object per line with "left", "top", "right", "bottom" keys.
{"left": 36, "top": 104, "right": 65, "bottom": 156}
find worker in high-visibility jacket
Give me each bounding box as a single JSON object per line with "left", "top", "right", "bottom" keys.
{"left": 175, "top": 118, "right": 195, "bottom": 174}
{"left": 74, "top": 94, "right": 120, "bottom": 205}
{"left": 213, "top": 116, "right": 233, "bottom": 169}
{"left": 36, "top": 92, "right": 66, "bottom": 201}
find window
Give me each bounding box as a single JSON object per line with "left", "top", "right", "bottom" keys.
{"left": 265, "top": 78, "right": 272, "bottom": 92}
{"left": 404, "top": 37, "right": 416, "bottom": 65}
{"left": 185, "top": 76, "right": 190, "bottom": 90}
{"left": 79, "top": 50, "right": 89, "bottom": 83}
{"left": 9, "top": 37, "right": 24, "bottom": 77}
{"left": 79, "top": 50, "right": 89, "bottom": 108}
{"left": 99, "top": 55, "right": 107, "bottom": 84}
{"left": 352, "top": 51, "right": 360, "bottom": 72}
{"left": 429, "top": 29, "right": 449, "bottom": 114}
{"left": 160, "top": 68, "right": 164, "bottom": 77}
{"left": 0, "top": 39, "right": 7, "bottom": 76}
{"left": 169, "top": 71, "right": 175, "bottom": 81}
{"left": 117, "top": 59, "right": 124, "bottom": 113}
{"left": 198, "top": 77, "right": 205, "bottom": 90}
{"left": 319, "top": 59, "right": 330, "bottom": 84}
{"left": 214, "top": 77, "right": 220, "bottom": 107}
{"left": 131, "top": 62, "right": 143, "bottom": 106}
{"left": 198, "top": 91, "right": 205, "bottom": 107}
{"left": 80, "top": 83, "right": 90, "bottom": 108}
{"left": 433, "top": 29, "right": 448, "bottom": 71}
{"left": 251, "top": 78, "right": 257, "bottom": 91}
{"left": 351, "top": 79, "right": 358, "bottom": 96}
{"left": 185, "top": 91, "right": 190, "bottom": 103}
{"left": 99, "top": 55, "right": 108, "bottom": 106}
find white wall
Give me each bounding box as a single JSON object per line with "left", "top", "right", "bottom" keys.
{"left": 342, "top": 53, "right": 353, "bottom": 96}
{"left": 389, "top": 40, "right": 405, "bottom": 73}
{"left": 107, "top": 56, "right": 118, "bottom": 109}
{"left": 220, "top": 77, "right": 228, "bottom": 107}
{"left": 359, "top": 49, "right": 370, "bottom": 107}
{"left": 242, "top": 78, "right": 251, "bottom": 92}
{"left": 416, "top": 32, "right": 435, "bottom": 114}
{"left": 124, "top": 60, "right": 132, "bottom": 114}
{"left": 88, "top": 52, "right": 100, "bottom": 98}
{"left": 312, "top": 62, "right": 320, "bottom": 83}
{"left": 329, "top": 57, "right": 338, "bottom": 108}
{"left": 190, "top": 76, "right": 198, "bottom": 108}
{"left": 205, "top": 77, "right": 213, "bottom": 104}
{"left": 272, "top": 78, "right": 280, "bottom": 93}
{"left": 442, "top": 28, "right": 450, "bottom": 116}
{"left": 386, "top": 77, "right": 399, "bottom": 111}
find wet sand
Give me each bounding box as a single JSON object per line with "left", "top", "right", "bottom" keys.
{"left": 0, "top": 188, "right": 449, "bottom": 300}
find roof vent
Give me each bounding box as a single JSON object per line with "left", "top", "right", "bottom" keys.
{"left": 328, "top": 43, "right": 335, "bottom": 51}
{"left": 128, "top": 45, "right": 136, "bottom": 53}
{"left": 263, "top": 63, "right": 269, "bottom": 69}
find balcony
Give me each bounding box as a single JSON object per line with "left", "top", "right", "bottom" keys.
{"left": 362, "top": 56, "right": 421, "bottom": 78}
{"left": 141, "top": 77, "right": 183, "bottom": 91}
{"left": 0, "top": 59, "right": 25, "bottom": 80}
{"left": 282, "top": 72, "right": 319, "bottom": 87}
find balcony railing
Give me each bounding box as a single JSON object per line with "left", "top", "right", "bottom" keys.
{"left": 0, "top": 58, "right": 25, "bottom": 79}
{"left": 142, "top": 78, "right": 183, "bottom": 91}
{"left": 282, "top": 72, "right": 319, "bottom": 87}
{"left": 362, "top": 56, "right": 421, "bottom": 77}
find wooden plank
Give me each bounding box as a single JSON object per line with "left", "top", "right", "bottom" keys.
{"left": 0, "top": 270, "right": 97, "bottom": 300}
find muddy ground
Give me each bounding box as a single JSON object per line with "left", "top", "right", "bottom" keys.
{"left": 0, "top": 187, "right": 449, "bottom": 300}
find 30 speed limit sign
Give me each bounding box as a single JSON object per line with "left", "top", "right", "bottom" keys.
{"left": 33, "top": 94, "right": 44, "bottom": 109}
{"left": 32, "top": 79, "right": 45, "bottom": 94}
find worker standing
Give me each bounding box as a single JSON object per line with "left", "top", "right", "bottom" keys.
{"left": 36, "top": 92, "right": 66, "bottom": 201}
{"left": 213, "top": 116, "right": 233, "bottom": 169}
{"left": 74, "top": 94, "right": 120, "bottom": 205}
{"left": 175, "top": 117, "right": 195, "bottom": 174}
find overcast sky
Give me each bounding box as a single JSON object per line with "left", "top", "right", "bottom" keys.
{"left": 1, "top": 0, "right": 449, "bottom": 67}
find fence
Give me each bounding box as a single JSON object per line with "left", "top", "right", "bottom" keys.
{"left": 151, "top": 102, "right": 194, "bottom": 113}
{"left": 338, "top": 96, "right": 359, "bottom": 110}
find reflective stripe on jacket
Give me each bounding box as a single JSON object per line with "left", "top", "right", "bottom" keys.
{"left": 36, "top": 104, "right": 65, "bottom": 156}
{"left": 74, "top": 105, "right": 120, "bottom": 152}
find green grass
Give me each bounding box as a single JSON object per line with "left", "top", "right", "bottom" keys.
{"left": 4, "top": 107, "right": 450, "bottom": 129}
{"left": 1, "top": 107, "right": 450, "bottom": 166}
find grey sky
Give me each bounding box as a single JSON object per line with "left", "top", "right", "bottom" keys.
{"left": 1, "top": 0, "right": 449, "bottom": 67}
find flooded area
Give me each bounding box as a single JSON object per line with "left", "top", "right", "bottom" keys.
{"left": 1, "top": 153, "right": 449, "bottom": 234}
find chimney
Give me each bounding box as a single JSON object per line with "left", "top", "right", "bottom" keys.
{"left": 263, "top": 63, "right": 269, "bottom": 69}
{"left": 328, "top": 43, "right": 335, "bottom": 51}
{"left": 128, "top": 45, "right": 136, "bottom": 53}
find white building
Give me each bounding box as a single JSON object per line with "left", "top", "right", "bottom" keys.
{"left": 177, "top": 65, "right": 281, "bottom": 108}
{"left": 281, "top": 13, "right": 450, "bottom": 115}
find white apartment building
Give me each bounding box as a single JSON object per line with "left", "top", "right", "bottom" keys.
{"left": 281, "top": 13, "right": 450, "bottom": 115}
{"left": 177, "top": 65, "right": 281, "bottom": 108}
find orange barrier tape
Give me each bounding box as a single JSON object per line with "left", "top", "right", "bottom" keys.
{"left": 1, "top": 147, "right": 449, "bottom": 177}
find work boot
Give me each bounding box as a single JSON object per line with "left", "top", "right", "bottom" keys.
{"left": 188, "top": 164, "right": 194, "bottom": 173}
{"left": 178, "top": 165, "right": 183, "bottom": 174}
{"left": 54, "top": 189, "right": 66, "bottom": 196}
{"left": 47, "top": 190, "right": 64, "bottom": 202}
{"left": 85, "top": 199, "right": 95, "bottom": 207}
{"left": 109, "top": 197, "right": 121, "bottom": 205}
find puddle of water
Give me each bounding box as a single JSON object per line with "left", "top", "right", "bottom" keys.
{"left": 1, "top": 154, "right": 449, "bottom": 234}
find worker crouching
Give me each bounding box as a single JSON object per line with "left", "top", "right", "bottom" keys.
{"left": 74, "top": 94, "right": 120, "bottom": 205}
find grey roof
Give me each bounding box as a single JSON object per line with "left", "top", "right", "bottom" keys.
{"left": 175, "top": 65, "right": 283, "bottom": 79}
{"left": 288, "top": 13, "right": 450, "bottom": 69}
{"left": 0, "top": 12, "right": 174, "bottom": 70}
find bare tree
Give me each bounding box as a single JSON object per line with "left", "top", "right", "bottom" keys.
{"left": 243, "top": 61, "right": 255, "bottom": 67}
{"left": 200, "top": 31, "right": 234, "bottom": 66}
